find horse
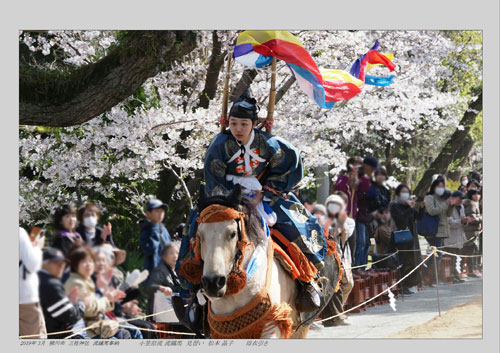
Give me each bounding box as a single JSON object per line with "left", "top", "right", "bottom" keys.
{"left": 179, "top": 184, "right": 340, "bottom": 339}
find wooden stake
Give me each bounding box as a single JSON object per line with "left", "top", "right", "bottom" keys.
{"left": 265, "top": 56, "right": 277, "bottom": 133}
{"left": 433, "top": 250, "right": 442, "bottom": 316}
{"left": 220, "top": 50, "right": 233, "bottom": 132}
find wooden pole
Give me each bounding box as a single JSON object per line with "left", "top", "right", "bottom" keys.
{"left": 433, "top": 249, "right": 442, "bottom": 316}
{"left": 220, "top": 50, "right": 233, "bottom": 132}
{"left": 265, "top": 56, "right": 277, "bottom": 133}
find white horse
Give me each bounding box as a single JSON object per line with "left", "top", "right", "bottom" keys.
{"left": 195, "top": 186, "right": 316, "bottom": 339}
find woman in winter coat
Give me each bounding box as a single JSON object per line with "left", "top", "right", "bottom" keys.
{"left": 390, "top": 184, "right": 425, "bottom": 294}
{"left": 443, "top": 191, "right": 468, "bottom": 283}
{"left": 93, "top": 244, "right": 156, "bottom": 339}
{"left": 423, "top": 177, "right": 457, "bottom": 283}
{"left": 462, "top": 189, "right": 482, "bottom": 277}
{"left": 64, "top": 244, "right": 128, "bottom": 339}
{"left": 144, "top": 243, "right": 181, "bottom": 318}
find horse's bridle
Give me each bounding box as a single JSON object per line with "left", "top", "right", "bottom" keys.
{"left": 192, "top": 204, "right": 252, "bottom": 295}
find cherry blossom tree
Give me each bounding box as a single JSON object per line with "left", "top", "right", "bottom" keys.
{"left": 18, "top": 30, "right": 482, "bottom": 245}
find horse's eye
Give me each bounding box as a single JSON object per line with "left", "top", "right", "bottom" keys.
{"left": 230, "top": 231, "right": 237, "bottom": 239}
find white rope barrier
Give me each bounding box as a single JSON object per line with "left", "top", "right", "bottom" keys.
{"left": 316, "top": 253, "right": 434, "bottom": 324}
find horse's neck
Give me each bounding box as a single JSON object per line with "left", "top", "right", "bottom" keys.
{"left": 209, "top": 239, "right": 269, "bottom": 316}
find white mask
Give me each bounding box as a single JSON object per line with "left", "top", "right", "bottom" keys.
{"left": 462, "top": 179, "right": 468, "bottom": 186}
{"left": 327, "top": 203, "right": 341, "bottom": 215}
{"left": 400, "top": 192, "right": 410, "bottom": 201}
{"left": 435, "top": 187, "right": 445, "bottom": 196}
{"left": 83, "top": 216, "right": 98, "bottom": 228}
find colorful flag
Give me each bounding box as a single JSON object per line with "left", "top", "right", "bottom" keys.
{"left": 233, "top": 31, "right": 396, "bottom": 109}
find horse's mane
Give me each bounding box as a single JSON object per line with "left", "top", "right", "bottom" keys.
{"left": 197, "top": 185, "right": 267, "bottom": 246}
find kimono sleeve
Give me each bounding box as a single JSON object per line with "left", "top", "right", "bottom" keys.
{"left": 260, "top": 136, "right": 303, "bottom": 199}
{"left": 204, "top": 134, "right": 230, "bottom": 194}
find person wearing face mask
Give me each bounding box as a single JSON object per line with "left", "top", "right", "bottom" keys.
{"left": 466, "top": 179, "right": 481, "bottom": 193}
{"left": 76, "top": 203, "right": 115, "bottom": 248}
{"left": 390, "top": 184, "right": 425, "bottom": 294}
{"left": 461, "top": 189, "right": 482, "bottom": 278}
{"left": 311, "top": 204, "right": 327, "bottom": 227}
{"left": 319, "top": 192, "right": 355, "bottom": 327}
{"left": 443, "top": 191, "right": 468, "bottom": 283}
{"left": 423, "top": 177, "right": 456, "bottom": 284}
{"left": 459, "top": 175, "right": 469, "bottom": 194}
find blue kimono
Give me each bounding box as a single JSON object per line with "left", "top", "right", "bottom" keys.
{"left": 177, "top": 128, "right": 327, "bottom": 276}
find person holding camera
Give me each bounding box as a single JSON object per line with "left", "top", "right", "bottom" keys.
{"left": 423, "top": 176, "right": 457, "bottom": 283}
{"left": 443, "top": 190, "right": 469, "bottom": 283}
{"left": 390, "top": 184, "right": 425, "bottom": 294}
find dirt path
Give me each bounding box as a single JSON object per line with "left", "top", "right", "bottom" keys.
{"left": 390, "top": 297, "right": 482, "bottom": 338}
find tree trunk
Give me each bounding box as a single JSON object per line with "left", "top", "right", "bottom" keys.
{"left": 384, "top": 139, "right": 404, "bottom": 177}
{"left": 20, "top": 30, "right": 198, "bottom": 127}
{"left": 413, "top": 93, "right": 482, "bottom": 197}
{"left": 197, "top": 31, "right": 227, "bottom": 109}
{"left": 229, "top": 69, "right": 257, "bottom": 102}
{"left": 446, "top": 134, "right": 475, "bottom": 181}
{"left": 275, "top": 76, "right": 296, "bottom": 104}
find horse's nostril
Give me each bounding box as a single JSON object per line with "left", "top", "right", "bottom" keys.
{"left": 201, "top": 275, "right": 227, "bottom": 293}
{"left": 217, "top": 276, "right": 226, "bottom": 288}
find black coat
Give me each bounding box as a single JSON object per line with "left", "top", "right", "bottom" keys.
{"left": 75, "top": 225, "right": 116, "bottom": 247}
{"left": 52, "top": 231, "right": 83, "bottom": 257}
{"left": 367, "top": 183, "right": 391, "bottom": 213}
{"left": 38, "top": 269, "right": 85, "bottom": 339}
{"left": 389, "top": 201, "right": 425, "bottom": 287}
{"left": 144, "top": 261, "right": 180, "bottom": 316}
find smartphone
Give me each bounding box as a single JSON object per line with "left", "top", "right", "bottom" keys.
{"left": 29, "top": 227, "right": 43, "bottom": 241}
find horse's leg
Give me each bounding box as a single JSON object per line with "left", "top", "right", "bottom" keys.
{"left": 267, "top": 258, "right": 305, "bottom": 338}
{"left": 290, "top": 324, "right": 311, "bottom": 339}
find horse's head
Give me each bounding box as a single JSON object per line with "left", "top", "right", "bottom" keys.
{"left": 196, "top": 184, "right": 265, "bottom": 299}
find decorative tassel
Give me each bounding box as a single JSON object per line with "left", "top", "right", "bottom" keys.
{"left": 178, "top": 257, "right": 203, "bottom": 284}
{"left": 226, "top": 270, "right": 248, "bottom": 295}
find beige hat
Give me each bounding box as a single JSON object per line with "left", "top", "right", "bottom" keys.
{"left": 99, "top": 243, "right": 127, "bottom": 266}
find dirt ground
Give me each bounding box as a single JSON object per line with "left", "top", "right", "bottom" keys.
{"left": 390, "top": 297, "right": 482, "bottom": 338}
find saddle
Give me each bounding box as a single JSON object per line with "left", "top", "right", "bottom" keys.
{"left": 271, "top": 228, "right": 342, "bottom": 327}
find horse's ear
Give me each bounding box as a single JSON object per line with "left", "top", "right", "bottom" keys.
{"left": 228, "top": 184, "right": 242, "bottom": 206}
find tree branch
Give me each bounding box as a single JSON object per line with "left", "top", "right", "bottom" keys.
{"left": 413, "top": 92, "right": 482, "bottom": 197}
{"left": 20, "top": 30, "right": 198, "bottom": 127}
{"left": 197, "top": 31, "right": 227, "bottom": 110}
{"left": 229, "top": 69, "right": 257, "bottom": 102}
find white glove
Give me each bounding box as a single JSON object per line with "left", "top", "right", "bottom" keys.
{"left": 126, "top": 269, "right": 149, "bottom": 288}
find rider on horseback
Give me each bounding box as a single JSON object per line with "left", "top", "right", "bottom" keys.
{"left": 201, "top": 91, "right": 326, "bottom": 313}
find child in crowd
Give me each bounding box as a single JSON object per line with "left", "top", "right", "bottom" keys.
{"left": 373, "top": 207, "right": 392, "bottom": 255}
{"left": 52, "top": 204, "right": 83, "bottom": 257}
{"left": 139, "top": 199, "right": 171, "bottom": 273}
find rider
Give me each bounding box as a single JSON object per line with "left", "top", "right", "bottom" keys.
{"left": 202, "top": 91, "right": 326, "bottom": 313}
